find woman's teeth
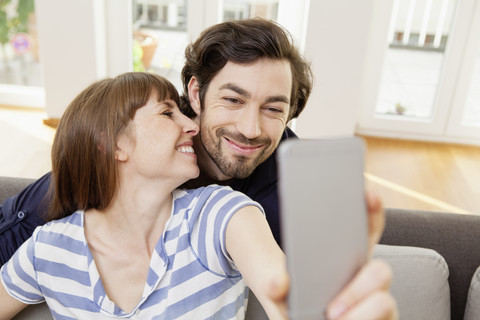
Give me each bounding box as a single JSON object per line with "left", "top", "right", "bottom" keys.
{"left": 177, "top": 146, "right": 195, "bottom": 154}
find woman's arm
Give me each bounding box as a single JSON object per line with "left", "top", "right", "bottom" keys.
{"left": 226, "top": 194, "right": 398, "bottom": 320}
{"left": 225, "top": 205, "right": 288, "bottom": 319}
{"left": 0, "top": 280, "right": 28, "bottom": 320}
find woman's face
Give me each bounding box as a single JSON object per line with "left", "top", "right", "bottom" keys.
{"left": 117, "top": 91, "right": 199, "bottom": 187}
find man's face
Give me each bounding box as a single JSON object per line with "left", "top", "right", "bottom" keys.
{"left": 189, "top": 58, "right": 292, "bottom": 181}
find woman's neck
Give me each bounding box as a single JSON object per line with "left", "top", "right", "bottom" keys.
{"left": 87, "top": 176, "right": 175, "bottom": 256}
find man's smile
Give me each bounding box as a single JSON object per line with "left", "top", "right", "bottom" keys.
{"left": 223, "top": 136, "right": 264, "bottom": 156}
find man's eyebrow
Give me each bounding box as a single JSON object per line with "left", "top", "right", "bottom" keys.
{"left": 265, "top": 95, "right": 290, "bottom": 105}
{"left": 219, "top": 83, "right": 250, "bottom": 98}
{"left": 219, "top": 83, "right": 290, "bottom": 104}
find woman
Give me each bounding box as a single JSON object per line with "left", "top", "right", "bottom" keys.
{"left": 0, "top": 72, "right": 286, "bottom": 319}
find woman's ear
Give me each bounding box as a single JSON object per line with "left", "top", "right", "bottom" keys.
{"left": 115, "top": 135, "right": 130, "bottom": 162}
{"left": 187, "top": 77, "right": 202, "bottom": 116}
{"left": 115, "top": 146, "right": 128, "bottom": 162}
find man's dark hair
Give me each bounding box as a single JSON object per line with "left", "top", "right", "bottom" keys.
{"left": 181, "top": 18, "right": 313, "bottom": 120}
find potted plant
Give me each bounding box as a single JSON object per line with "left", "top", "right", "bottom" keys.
{"left": 0, "top": 0, "right": 35, "bottom": 62}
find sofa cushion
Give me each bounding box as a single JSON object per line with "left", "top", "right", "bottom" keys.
{"left": 373, "top": 244, "right": 450, "bottom": 320}
{"left": 246, "top": 291, "right": 267, "bottom": 320}
{"left": 12, "top": 303, "right": 52, "bottom": 320}
{"left": 246, "top": 244, "right": 451, "bottom": 320}
{"left": 464, "top": 266, "right": 480, "bottom": 320}
{"left": 381, "top": 208, "right": 480, "bottom": 320}
{"left": 0, "top": 176, "right": 35, "bottom": 203}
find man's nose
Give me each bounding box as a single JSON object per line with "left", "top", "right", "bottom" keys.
{"left": 236, "top": 106, "right": 261, "bottom": 139}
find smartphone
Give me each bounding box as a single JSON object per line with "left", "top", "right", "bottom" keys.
{"left": 277, "top": 137, "right": 368, "bottom": 320}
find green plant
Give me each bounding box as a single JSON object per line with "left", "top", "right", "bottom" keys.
{"left": 395, "top": 102, "right": 407, "bottom": 115}
{"left": 133, "top": 39, "right": 145, "bottom": 71}
{"left": 0, "top": 0, "right": 34, "bottom": 46}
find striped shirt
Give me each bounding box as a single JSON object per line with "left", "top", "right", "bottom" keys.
{"left": 1, "top": 185, "right": 264, "bottom": 319}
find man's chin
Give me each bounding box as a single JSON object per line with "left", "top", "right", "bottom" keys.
{"left": 218, "top": 160, "right": 258, "bottom": 179}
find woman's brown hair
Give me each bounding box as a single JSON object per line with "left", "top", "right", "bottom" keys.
{"left": 47, "top": 72, "right": 180, "bottom": 221}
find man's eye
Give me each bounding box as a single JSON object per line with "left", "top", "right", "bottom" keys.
{"left": 225, "top": 97, "right": 242, "bottom": 104}
{"left": 266, "top": 107, "right": 283, "bottom": 113}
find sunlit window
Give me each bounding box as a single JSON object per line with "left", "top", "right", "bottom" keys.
{"left": 375, "top": 0, "right": 457, "bottom": 120}
{"left": 0, "top": 0, "right": 42, "bottom": 87}
{"left": 132, "top": 0, "right": 188, "bottom": 90}
{"left": 462, "top": 50, "right": 480, "bottom": 127}
{"left": 222, "top": 0, "right": 278, "bottom": 22}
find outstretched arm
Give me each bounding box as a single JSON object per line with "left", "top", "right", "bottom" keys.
{"left": 226, "top": 205, "right": 288, "bottom": 319}
{"left": 264, "top": 192, "right": 398, "bottom": 320}
{"left": 0, "top": 280, "right": 28, "bottom": 320}
{"left": 227, "top": 191, "right": 398, "bottom": 320}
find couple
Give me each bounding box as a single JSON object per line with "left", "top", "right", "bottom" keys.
{"left": 0, "top": 18, "right": 397, "bottom": 319}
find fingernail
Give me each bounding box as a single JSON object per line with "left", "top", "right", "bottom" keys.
{"left": 326, "top": 303, "right": 347, "bottom": 320}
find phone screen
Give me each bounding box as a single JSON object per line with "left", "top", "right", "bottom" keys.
{"left": 277, "top": 137, "right": 368, "bottom": 320}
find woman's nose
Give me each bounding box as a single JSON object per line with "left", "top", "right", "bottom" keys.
{"left": 181, "top": 114, "right": 199, "bottom": 136}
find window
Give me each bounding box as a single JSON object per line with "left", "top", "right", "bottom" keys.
{"left": 0, "top": 0, "right": 44, "bottom": 108}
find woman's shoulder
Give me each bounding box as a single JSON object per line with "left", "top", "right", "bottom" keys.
{"left": 174, "top": 184, "right": 244, "bottom": 202}
{"left": 37, "top": 210, "right": 85, "bottom": 238}
{"left": 24, "top": 211, "right": 87, "bottom": 267}
{"left": 173, "top": 185, "right": 260, "bottom": 217}
{"left": 43, "top": 210, "right": 83, "bottom": 226}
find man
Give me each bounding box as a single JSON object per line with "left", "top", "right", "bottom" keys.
{"left": 0, "top": 18, "right": 397, "bottom": 319}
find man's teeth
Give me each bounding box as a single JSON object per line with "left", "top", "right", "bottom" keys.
{"left": 177, "top": 146, "right": 195, "bottom": 154}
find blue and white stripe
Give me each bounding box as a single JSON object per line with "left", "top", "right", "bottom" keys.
{"left": 1, "top": 185, "right": 264, "bottom": 319}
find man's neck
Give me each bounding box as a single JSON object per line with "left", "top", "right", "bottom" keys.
{"left": 181, "top": 171, "right": 232, "bottom": 189}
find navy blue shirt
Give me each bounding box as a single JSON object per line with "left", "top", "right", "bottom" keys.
{"left": 0, "top": 172, "right": 51, "bottom": 265}
{"left": 229, "top": 127, "right": 297, "bottom": 247}
{"left": 0, "top": 128, "right": 297, "bottom": 265}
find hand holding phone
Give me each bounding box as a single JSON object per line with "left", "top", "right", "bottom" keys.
{"left": 277, "top": 137, "right": 368, "bottom": 320}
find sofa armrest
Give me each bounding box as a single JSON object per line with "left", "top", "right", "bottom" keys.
{"left": 381, "top": 208, "right": 480, "bottom": 320}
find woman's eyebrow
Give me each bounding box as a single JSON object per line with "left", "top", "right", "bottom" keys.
{"left": 159, "top": 100, "right": 176, "bottom": 109}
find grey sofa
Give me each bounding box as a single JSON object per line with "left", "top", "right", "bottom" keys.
{"left": 0, "top": 176, "right": 476, "bottom": 320}
{"left": 380, "top": 208, "right": 480, "bottom": 320}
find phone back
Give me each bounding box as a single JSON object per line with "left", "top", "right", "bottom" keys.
{"left": 277, "top": 137, "right": 368, "bottom": 320}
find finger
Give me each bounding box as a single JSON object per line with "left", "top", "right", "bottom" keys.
{"left": 333, "top": 291, "right": 398, "bottom": 320}
{"left": 326, "top": 259, "right": 392, "bottom": 320}
{"left": 365, "top": 191, "right": 385, "bottom": 256}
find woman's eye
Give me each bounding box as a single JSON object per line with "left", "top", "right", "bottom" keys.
{"left": 162, "top": 111, "right": 174, "bottom": 118}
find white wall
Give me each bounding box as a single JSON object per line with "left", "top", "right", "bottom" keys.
{"left": 35, "top": 0, "right": 104, "bottom": 118}
{"left": 35, "top": 0, "right": 132, "bottom": 119}
{"left": 294, "top": 0, "right": 377, "bottom": 138}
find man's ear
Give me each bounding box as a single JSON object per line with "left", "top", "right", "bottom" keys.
{"left": 187, "top": 77, "right": 202, "bottom": 116}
